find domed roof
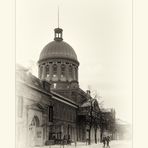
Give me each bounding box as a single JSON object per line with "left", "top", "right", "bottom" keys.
{"left": 39, "top": 41, "right": 78, "bottom": 62}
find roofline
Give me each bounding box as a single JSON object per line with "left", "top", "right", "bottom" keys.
{"left": 38, "top": 57, "right": 79, "bottom": 66}
{"left": 17, "top": 79, "right": 78, "bottom": 108}
{"left": 51, "top": 90, "right": 78, "bottom": 107}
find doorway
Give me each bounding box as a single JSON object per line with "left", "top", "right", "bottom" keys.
{"left": 28, "top": 116, "right": 43, "bottom": 146}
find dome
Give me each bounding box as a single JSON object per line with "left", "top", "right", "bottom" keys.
{"left": 39, "top": 41, "right": 78, "bottom": 62}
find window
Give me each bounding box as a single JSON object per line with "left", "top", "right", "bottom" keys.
{"left": 46, "top": 65, "right": 49, "bottom": 77}
{"left": 61, "top": 64, "right": 65, "bottom": 77}
{"left": 30, "top": 116, "right": 40, "bottom": 127}
{"left": 56, "top": 33, "right": 58, "bottom": 38}
{"left": 53, "top": 64, "right": 57, "bottom": 77}
{"left": 53, "top": 83, "right": 57, "bottom": 88}
{"left": 69, "top": 65, "right": 73, "bottom": 79}
{"left": 62, "top": 106, "right": 66, "bottom": 119}
{"left": 48, "top": 106, "right": 53, "bottom": 122}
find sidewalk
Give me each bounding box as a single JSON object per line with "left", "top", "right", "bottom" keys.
{"left": 34, "top": 142, "right": 103, "bottom": 148}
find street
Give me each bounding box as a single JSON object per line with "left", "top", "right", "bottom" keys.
{"left": 34, "top": 140, "right": 132, "bottom": 148}
{"left": 106, "top": 140, "right": 131, "bottom": 148}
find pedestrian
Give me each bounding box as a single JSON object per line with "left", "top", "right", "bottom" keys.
{"left": 102, "top": 137, "right": 106, "bottom": 147}
{"left": 106, "top": 136, "right": 110, "bottom": 147}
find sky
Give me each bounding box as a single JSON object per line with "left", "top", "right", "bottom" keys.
{"left": 16, "top": 0, "right": 132, "bottom": 124}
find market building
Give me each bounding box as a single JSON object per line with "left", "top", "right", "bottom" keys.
{"left": 16, "top": 27, "right": 101, "bottom": 148}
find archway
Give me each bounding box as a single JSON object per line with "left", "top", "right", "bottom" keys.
{"left": 31, "top": 116, "right": 40, "bottom": 127}
{"left": 28, "top": 115, "right": 43, "bottom": 146}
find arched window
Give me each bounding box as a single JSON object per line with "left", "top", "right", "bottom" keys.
{"left": 61, "top": 64, "right": 65, "bottom": 78}
{"left": 52, "top": 64, "right": 57, "bottom": 77}
{"left": 30, "top": 116, "right": 40, "bottom": 127}
{"left": 56, "top": 33, "right": 58, "bottom": 37}
{"left": 69, "top": 65, "right": 73, "bottom": 79}
{"left": 46, "top": 65, "right": 50, "bottom": 78}
{"left": 53, "top": 83, "right": 57, "bottom": 88}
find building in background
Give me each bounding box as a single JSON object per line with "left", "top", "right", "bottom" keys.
{"left": 16, "top": 27, "right": 101, "bottom": 148}
{"left": 113, "top": 119, "right": 132, "bottom": 140}
{"left": 99, "top": 108, "right": 116, "bottom": 141}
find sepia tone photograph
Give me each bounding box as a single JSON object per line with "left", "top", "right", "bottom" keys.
{"left": 15, "top": 0, "right": 132, "bottom": 148}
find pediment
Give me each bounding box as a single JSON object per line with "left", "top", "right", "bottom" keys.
{"left": 28, "top": 103, "right": 48, "bottom": 111}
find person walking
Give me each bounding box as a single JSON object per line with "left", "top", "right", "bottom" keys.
{"left": 102, "top": 137, "right": 106, "bottom": 147}
{"left": 106, "top": 136, "right": 110, "bottom": 147}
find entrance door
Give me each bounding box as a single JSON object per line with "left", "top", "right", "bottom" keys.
{"left": 35, "top": 127, "right": 43, "bottom": 146}
{"left": 28, "top": 116, "right": 43, "bottom": 146}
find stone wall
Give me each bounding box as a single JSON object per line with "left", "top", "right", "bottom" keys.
{"left": 16, "top": 68, "right": 78, "bottom": 147}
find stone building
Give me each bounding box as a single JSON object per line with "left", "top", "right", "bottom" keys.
{"left": 16, "top": 27, "right": 101, "bottom": 148}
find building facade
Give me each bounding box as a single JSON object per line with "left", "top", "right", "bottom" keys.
{"left": 16, "top": 27, "right": 101, "bottom": 148}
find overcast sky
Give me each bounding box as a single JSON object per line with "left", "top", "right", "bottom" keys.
{"left": 16, "top": 0, "right": 132, "bottom": 123}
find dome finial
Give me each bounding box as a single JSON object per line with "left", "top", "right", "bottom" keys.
{"left": 54, "top": 6, "right": 63, "bottom": 41}
{"left": 58, "top": 6, "right": 59, "bottom": 28}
